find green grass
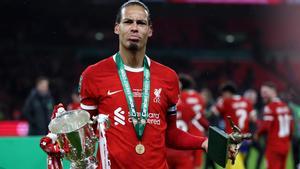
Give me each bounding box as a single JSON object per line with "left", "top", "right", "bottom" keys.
{"left": 202, "top": 147, "right": 294, "bottom": 169}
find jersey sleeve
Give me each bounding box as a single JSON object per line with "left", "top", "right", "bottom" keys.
{"left": 256, "top": 105, "right": 273, "bottom": 136}
{"left": 79, "top": 70, "right": 98, "bottom": 111}
{"left": 166, "top": 114, "right": 207, "bottom": 150}
{"left": 166, "top": 71, "right": 180, "bottom": 115}
{"left": 262, "top": 105, "right": 274, "bottom": 122}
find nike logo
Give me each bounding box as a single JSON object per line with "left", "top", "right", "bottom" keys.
{"left": 107, "top": 90, "right": 123, "bottom": 96}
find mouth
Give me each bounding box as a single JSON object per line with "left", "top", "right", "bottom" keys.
{"left": 128, "top": 35, "right": 141, "bottom": 42}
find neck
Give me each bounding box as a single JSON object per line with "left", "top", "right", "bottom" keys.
{"left": 119, "top": 47, "right": 146, "bottom": 68}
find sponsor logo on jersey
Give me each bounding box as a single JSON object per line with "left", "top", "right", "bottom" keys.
{"left": 107, "top": 90, "right": 123, "bottom": 96}
{"left": 113, "top": 107, "right": 126, "bottom": 125}
{"left": 153, "top": 88, "right": 162, "bottom": 103}
{"left": 128, "top": 112, "right": 161, "bottom": 125}
{"left": 112, "top": 107, "right": 161, "bottom": 126}
{"left": 114, "top": 107, "right": 161, "bottom": 126}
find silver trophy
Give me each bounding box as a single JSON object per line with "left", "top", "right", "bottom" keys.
{"left": 48, "top": 110, "right": 98, "bottom": 169}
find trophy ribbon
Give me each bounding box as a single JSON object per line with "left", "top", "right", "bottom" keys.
{"left": 94, "top": 114, "right": 111, "bottom": 169}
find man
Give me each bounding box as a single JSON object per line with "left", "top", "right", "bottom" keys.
{"left": 167, "top": 74, "right": 209, "bottom": 169}
{"left": 22, "top": 76, "right": 54, "bottom": 135}
{"left": 79, "top": 2, "right": 208, "bottom": 168}
{"left": 243, "top": 89, "right": 264, "bottom": 169}
{"left": 67, "top": 89, "right": 81, "bottom": 110}
{"left": 40, "top": 1, "right": 239, "bottom": 169}
{"left": 255, "top": 82, "right": 293, "bottom": 169}
{"left": 212, "top": 82, "right": 253, "bottom": 169}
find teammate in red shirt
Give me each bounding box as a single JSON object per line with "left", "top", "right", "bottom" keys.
{"left": 67, "top": 90, "right": 81, "bottom": 110}
{"left": 212, "top": 82, "right": 253, "bottom": 169}
{"left": 167, "top": 74, "right": 209, "bottom": 169}
{"left": 212, "top": 82, "right": 253, "bottom": 134}
{"left": 255, "top": 82, "right": 293, "bottom": 169}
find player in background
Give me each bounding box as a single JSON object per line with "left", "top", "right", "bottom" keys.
{"left": 242, "top": 89, "right": 264, "bottom": 169}
{"left": 201, "top": 88, "right": 218, "bottom": 169}
{"left": 167, "top": 74, "right": 209, "bottom": 169}
{"left": 254, "top": 82, "right": 294, "bottom": 169}
{"left": 67, "top": 89, "right": 81, "bottom": 110}
{"left": 211, "top": 82, "right": 254, "bottom": 169}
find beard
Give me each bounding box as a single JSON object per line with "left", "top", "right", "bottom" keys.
{"left": 128, "top": 42, "right": 139, "bottom": 51}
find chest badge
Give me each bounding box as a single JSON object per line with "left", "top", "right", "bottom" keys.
{"left": 153, "top": 88, "right": 162, "bottom": 104}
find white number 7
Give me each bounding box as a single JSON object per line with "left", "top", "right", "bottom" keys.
{"left": 235, "top": 109, "right": 247, "bottom": 130}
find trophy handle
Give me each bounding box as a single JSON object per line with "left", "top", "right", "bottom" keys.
{"left": 47, "top": 155, "right": 63, "bottom": 169}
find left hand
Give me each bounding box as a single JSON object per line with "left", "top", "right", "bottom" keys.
{"left": 201, "top": 138, "right": 208, "bottom": 152}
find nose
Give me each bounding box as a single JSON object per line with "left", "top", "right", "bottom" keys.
{"left": 130, "top": 22, "right": 138, "bottom": 32}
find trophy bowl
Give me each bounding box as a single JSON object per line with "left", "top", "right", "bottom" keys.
{"left": 48, "top": 110, "right": 98, "bottom": 169}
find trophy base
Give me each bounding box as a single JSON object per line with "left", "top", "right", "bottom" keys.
{"left": 70, "top": 156, "right": 98, "bottom": 169}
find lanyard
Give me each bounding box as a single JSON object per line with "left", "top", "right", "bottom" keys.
{"left": 115, "top": 52, "right": 150, "bottom": 140}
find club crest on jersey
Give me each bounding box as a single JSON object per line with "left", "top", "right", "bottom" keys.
{"left": 153, "top": 88, "right": 162, "bottom": 104}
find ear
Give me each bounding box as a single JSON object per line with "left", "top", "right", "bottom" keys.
{"left": 114, "top": 23, "right": 120, "bottom": 35}
{"left": 148, "top": 26, "right": 153, "bottom": 38}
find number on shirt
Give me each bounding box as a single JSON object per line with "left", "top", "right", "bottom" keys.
{"left": 235, "top": 109, "right": 247, "bottom": 130}
{"left": 278, "top": 114, "right": 291, "bottom": 138}
{"left": 176, "top": 120, "right": 188, "bottom": 132}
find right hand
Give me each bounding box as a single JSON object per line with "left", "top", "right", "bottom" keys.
{"left": 40, "top": 134, "right": 64, "bottom": 157}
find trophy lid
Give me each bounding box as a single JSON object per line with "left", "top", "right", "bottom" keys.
{"left": 48, "top": 109, "right": 90, "bottom": 134}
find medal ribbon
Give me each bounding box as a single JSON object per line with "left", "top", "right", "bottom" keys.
{"left": 116, "top": 52, "right": 150, "bottom": 140}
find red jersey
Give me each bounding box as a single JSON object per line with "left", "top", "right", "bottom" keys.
{"left": 215, "top": 95, "right": 253, "bottom": 133}
{"left": 180, "top": 90, "right": 208, "bottom": 134}
{"left": 258, "top": 98, "right": 293, "bottom": 153}
{"left": 167, "top": 90, "right": 208, "bottom": 167}
{"left": 79, "top": 55, "right": 179, "bottom": 169}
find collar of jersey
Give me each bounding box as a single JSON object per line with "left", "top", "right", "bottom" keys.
{"left": 233, "top": 95, "right": 241, "bottom": 100}
{"left": 113, "top": 53, "right": 151, "bottom": 72}
{"left": 271, "top": 97, "right": 281, "bottom": 102}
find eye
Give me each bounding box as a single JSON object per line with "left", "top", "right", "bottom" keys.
{"left": 123, "top": 20, "right": 133, "bottom": 24}
{"left": 137, "top": 20, "right": 147, "bottom": 25}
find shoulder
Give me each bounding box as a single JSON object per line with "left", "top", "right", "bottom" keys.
{"left": 240, "top": 97, "right": 252, "bottom": 105}
{"left": 263, "top": 104, "right": 273, "bottom": 114}
{"left": 150, "top": 59, "right": 178, "bottom": 81}
{"left": 80, "top": 56, "right": 116, "bottom": 86}
{"left": 216, "top": 97, "right": 225, "bottom": 107}
{"left": 82, "top": 56, "right": 114, "bottom": 76}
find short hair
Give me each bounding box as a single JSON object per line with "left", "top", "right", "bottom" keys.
{"left": 115, "top": 0, "right": 152, "bottom": 25}
{"left": 219, "top": 81, "right": 237, "bottom": 94}
{"left": 262, "top": 81, "right": 277, "bottom": 91}
{"left": 36, "top": 76, "right": 49, "bottom": 85}
{"left": 179, "top": 73, "right": 196, "bottom": 90}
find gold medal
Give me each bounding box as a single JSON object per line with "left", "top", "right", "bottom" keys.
{"left": 135, "top": 143, "right": 145, "bottom": 155}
